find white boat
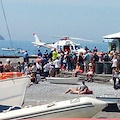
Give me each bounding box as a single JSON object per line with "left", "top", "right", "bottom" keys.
{"left": 0, "top": 97, "right": 107, "bottom": 119}
{"left": 0, "top": 73, "right": 31, "bottom": 107}
{"left": 96, "top": 94, "right": 120, "bottom": 111}
{"left": 15, "top": 48, "right": 25, "bottom": 54}
{"left": 46, "top": 77, "right": 79, "bottom": 84}
{"left": 1, "top": 47, "right": 15, "bottom": 51}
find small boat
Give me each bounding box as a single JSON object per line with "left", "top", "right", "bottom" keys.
{"left": 1, "top": 47, "right": 15, "bottom": 51}
{"left": 0, "top": 72, "right": 31, "bottom": 107}
{"left": 15, "top": 48, "right": 25, "bottom": 54}
{"left": 96, "top": 94, "right": 120, "bottom": 111}
{"left": 0, "top": 97, "right": 107, "bottom": 119}
{"left": 46, "top": 77, "right": 79, "bottom": 84}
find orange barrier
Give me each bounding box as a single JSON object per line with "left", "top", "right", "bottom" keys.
{"left": 0, "top": 72, "right": 23, "bottom": 80}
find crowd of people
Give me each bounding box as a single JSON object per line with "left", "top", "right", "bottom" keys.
{"left": 0, "top": 46, "right": 120, "bottom": 88}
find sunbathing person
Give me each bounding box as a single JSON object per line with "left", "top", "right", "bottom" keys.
{"left": 65, "top": 81, "right": 93, "bottom": 94}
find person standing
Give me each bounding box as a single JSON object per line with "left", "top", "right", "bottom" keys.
{"left": 43, "top": 62, "right": 50, "bottom": 78}
{"left": 93, "top": 46, "right": 98, "bottom": 52}
{"left": 52, "top": 49, "right": 58, "bottom": 60}
{"left": 92, "top": 52, "right": 99, "bottom": 73}
{"left": 0, "top": 61, "right": 4, "bottom": 73}
{"left": 111, "top": 54, "right": 118, "bottom": 71}
{"left": 37, "top": 50, "right": 42, "bottom": 57}
{"left": 23, "top": 50, "right": 29, "bottom": 64}
{"left": 53, "top": 57, "right": 61, "bottom": 75}
{"left": 83, "top": 51, "right": 90, "bottom": 73}
{"left": 78, "top": 52, "right": 84, "bottom": 71}
{"left": 112, "top": 68, "right": 119, "bottom": 89}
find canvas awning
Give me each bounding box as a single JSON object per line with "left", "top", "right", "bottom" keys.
{"left": 103, "top": 32, "right": 120, "bottom": 39}
{"left": 103, "top": 39, "right": 114, "bottom": 43}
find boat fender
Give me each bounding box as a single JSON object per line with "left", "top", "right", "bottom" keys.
{"left": 0, "top": 72, "right": 24, "bottom": 79}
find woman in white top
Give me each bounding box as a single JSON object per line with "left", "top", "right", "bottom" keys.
{"left": 111, "top": 55, "right": 118, "bottom": 71}
{"left": 53, "top": 57, "right": 61, "bottom": 75}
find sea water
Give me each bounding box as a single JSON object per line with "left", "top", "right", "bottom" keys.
{"left": 0, "top": 40, "right": 108, "bottom": 56}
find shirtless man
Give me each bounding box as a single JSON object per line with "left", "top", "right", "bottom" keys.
{"left": 4, "top": 59, "right": 13, "bottom": 72}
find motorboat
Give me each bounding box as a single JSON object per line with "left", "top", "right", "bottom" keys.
{"left": 0, "top": 97, "right": 107, "bottom": 119}
{"left": 1, "top": 47, "right": 15, "bottom": 51}
{"left": 96, "top": 94, "right": 120, "bottom": 112}
{"left": 15, "top": 48, "right": 25, "bottom": 54}
{"left": 46, "top": 77, "right": 79, "bottom": 84}
{"left": 0, "top": 72, "right": 31, "bottom": 107}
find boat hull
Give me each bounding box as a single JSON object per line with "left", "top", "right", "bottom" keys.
{"left": 0, "top": 76, "right": 31, "bottom": 107}
{"left": 46, "top": 77, "right": 79, "bottom": 84}
{"left": 96, "top": 95, "right": 120, "bottom": 111}
{"left": 0, "top": 97, "right": 108, "bottom": 119}
{"left": 1, "top": 48, "right": 15, "bottom": 51}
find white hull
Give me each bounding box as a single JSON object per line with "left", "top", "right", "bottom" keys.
{"left": 46, "top": 77, "right": 79, "bottom": 84}
{"left": 1, "top": 48, "right": 15, "bottom": 51}
{"left": 0, "top": 97, "right": 107, "bottom": 119}
{"left": 0, "top": 76, "right": 31, "bottom": 107}
{"left": 96, "top": 95, "right": 120, "bottom": 111}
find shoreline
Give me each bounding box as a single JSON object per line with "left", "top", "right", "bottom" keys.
{"left": 0, "top": 55, "right": 38, "bottom": 65}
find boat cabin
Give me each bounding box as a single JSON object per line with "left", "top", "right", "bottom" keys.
{"left": 103, "top": 32, "right": 120, "bottom": 53}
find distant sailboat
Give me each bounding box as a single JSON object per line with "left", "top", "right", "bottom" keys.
{"left": 1, "top": 47, "right": 15, "bottom": 51}
{"left": 0, "top": 0, "right": 15, "bottom": 53}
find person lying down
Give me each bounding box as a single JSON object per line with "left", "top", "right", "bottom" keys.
{"left": 65, "top": 80, "right": 93, "bottom": 94}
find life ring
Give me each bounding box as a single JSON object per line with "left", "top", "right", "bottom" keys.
{"left": 0, "top": 72, "right": 23, "bottom": 80}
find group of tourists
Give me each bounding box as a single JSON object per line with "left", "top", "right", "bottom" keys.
{"left": 0, "top": 46, "right": 120, "bottom": 88}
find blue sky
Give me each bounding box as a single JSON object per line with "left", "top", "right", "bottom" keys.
{"left": 0, "top": 0, "right": 120, "bottom": 43}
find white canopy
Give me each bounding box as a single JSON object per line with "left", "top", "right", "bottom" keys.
{"left": 103, "top": 32, "right": 120, "bottom": 39}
